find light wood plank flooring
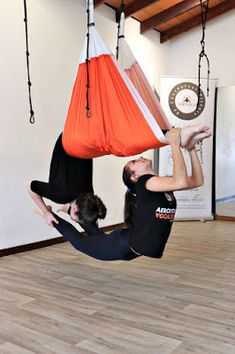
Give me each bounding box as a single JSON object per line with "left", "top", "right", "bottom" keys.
{"left": 216, "top": 200, "right": 235, "bottom": 217}
{"left": 0, "top": 220, "right": 235, "bottom": 354}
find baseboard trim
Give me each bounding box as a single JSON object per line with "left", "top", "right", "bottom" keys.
{"left": 214, "top": 214, "right": 235, "bottom": 221}
{"left": 0, "top": 223, "right": 125, "bottom": 257}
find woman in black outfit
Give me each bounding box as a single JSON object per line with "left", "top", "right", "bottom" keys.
{"left": 38, "top": 128, "right": 206, "bottom": 260}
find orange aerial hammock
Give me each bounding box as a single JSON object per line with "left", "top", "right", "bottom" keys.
{"left": 62, "top": 0, "right": 168, "bottom": 158}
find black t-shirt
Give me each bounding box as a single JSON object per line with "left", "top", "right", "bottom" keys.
{"left": 31, "top": 134, "right": 93, "bottom": 204}
{"left": 130, "top": 174, "right": 177, "bottom": 258}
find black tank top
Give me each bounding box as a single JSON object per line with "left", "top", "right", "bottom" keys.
{"left": 130, "top": 174, "right": 177, "bottom": 258}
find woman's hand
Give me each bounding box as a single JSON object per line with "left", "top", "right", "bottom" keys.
{"left": 165, "top": 128, "right": 181, "bottom": 147}
{"left": 35, "top": 205, "right": 52, "bottom": 217}
{"left": 34, "top": 206, "right": 58, "bottom": 226}
{"left": 44, "top": 211, "right": 59, "bottom": 226}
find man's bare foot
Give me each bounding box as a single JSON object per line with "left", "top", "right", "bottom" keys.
{"left": 180, "top": 125, "right": 211, "bottom": 148}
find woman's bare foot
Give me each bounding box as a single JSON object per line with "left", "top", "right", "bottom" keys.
{"left": 180, "top": 125, "right": 211, "bottom": 149}
{"left": 185, "top": 127, "right": 212, "bottom": 150}
{"left": 57, "top": 204, "right": 70, "bottom": 214}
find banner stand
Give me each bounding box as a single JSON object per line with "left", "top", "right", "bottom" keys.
{"left": 159, "top": 77, "right": 217, "bottom": 220}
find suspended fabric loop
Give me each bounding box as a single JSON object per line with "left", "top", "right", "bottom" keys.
{"left": 116, "top": 11, "right": 172, "bottom": 132}
{"left": 62, "top": 0, "right": 168, "bottom": 159}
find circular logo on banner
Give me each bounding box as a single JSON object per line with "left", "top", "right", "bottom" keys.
{"left": 168, "top": 82, "right": 205, "bottom": 120}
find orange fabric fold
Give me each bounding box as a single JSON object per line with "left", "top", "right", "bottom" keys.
{"left": 125, "top": 61, "right": 172, "bottom": 131}
{"left": 62, "top": 55, "right": 165, "bottom": 158}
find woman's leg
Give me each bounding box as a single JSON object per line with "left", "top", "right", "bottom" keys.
{"left": 49, "top": 134, "right": 93, "bottom": 193}
{"left": 31, "top": 134, "right": 93, "bottom": 204}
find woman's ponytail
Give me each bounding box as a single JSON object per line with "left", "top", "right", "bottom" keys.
{"left": 122, "top": 167, "right": 137, "bottom": 228}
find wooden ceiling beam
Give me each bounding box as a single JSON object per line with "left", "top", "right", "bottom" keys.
{"left": 94, "top": 0, "right": 105, "bottom": 7}
{"left": 124, "top": 0, "right": 160, "bottom": 18}
{"left": 140, "top": 0, "right": 207, "bottom": 34}
{"left": 160, "top": 0, "right": 235, "bottom": 43}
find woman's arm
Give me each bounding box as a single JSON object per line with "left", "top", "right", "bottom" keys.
{"left": 27, "top": 181, "right": 58, "bottom": 226}
{"left": 146, "top": 128, "right": 189, "bottom": 192}
{"left": 185, "top": 148, "right": 204, "bottom": 189}
{"left": 51, "top": 213, "right": 83, "bottom": 248}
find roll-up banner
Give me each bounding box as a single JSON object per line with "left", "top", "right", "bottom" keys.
{"left": 159, "top": 77, "right": 216, "bottom": 220}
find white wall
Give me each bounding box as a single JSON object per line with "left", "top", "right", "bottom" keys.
{"left": 0, "top": 0, "right": 170, "bottom": 249}
{"left": 169, "top": 10, "right": 235, "bottom": 87}
{"left": 216, "top": 86, "right": 235, "bottom": 200}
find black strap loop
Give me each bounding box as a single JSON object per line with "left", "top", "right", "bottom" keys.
{"left": 197, "top": 0, "right": 210, "bottom": 109}
{"left": 116, "top": 1, "right": 125, "bottom": 60}
{"left": 85, "top": 2, "right": 93, "bottom": 117}
{"left": 23, "top": 0, "right": 35, "bottom": 124}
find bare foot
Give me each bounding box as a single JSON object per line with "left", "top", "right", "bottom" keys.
{"left": 57, "top": 204, "right": 70, "bottom": 214}
{"left": 180, "top": 125, "right": 211, "bottom": 148}
{"left": 185, "top": 127, "right": 212, "bottom": 150}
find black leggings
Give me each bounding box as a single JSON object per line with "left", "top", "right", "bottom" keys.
{"left": 53, "top": 214, "right": 138, "bottom": 261}
{"left": 31, "top": 133, "right": 93, "bottom": 204}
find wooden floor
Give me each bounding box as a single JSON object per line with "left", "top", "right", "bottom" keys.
{"left": 0, "top": 220, "right": 235, "bottom": 354}
{"left": 216, "top": 200, "right": 235, "bottom": 217}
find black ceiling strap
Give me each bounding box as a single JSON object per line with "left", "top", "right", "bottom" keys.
{"left": 23, "top": 0, "right": 35, "bottom": 124}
